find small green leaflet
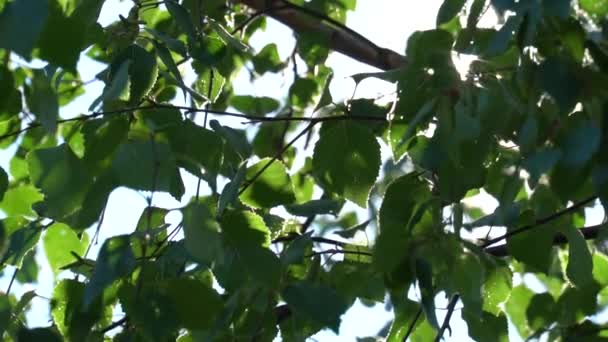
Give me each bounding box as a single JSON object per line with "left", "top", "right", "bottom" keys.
{"left": 282, "top": 281, "right": 349, "bottom": 333}
{"left": 27, "top": 144, "right": 91, "bottom": 220}
{"left": 313, "top": 121, "right": 381, "bottom": 207}
{"left": 563, "top": 226, "right": 593, "bottom": 287}
{"left": 373, "top": 174, "right": 431, "bottom": 273}
{"left": 165, "top": 0, "right": 196, "bottom": 38}
{"left": 89, "top": 60, "right": 130, "bottom": 111}
{"left": 0, "top": 0, "right": 49, "bottom": 58}
{"left": 217, "top": 162, "right": 247, "bottom": 216}
{"left": 164, "top": 278, "right": 223, "bottom": 329}
{"left": 83, "top": 235, "right": 136, "bottom": 307}
{"left": 111, "top": 141, "right": 184, "bottom": 200}
{"left": 284, "top": 199, "right": 341, "bottom": 216}
{"left": 182, "top": 203, "right": 222, "bottom": 266}
{"left": 43, "top": 223, "right": 88, "bottom": 275}
{"left": 126, "top": 45, "right": 158, "bottom": 105}
{"left": 25, "top": 69, "right": 59, "bottom": 134}
{"left": 239, "top": 158, "right": 296, "bottom": 209}
{"left": 2, "top": 222, "right": 42, "bottom": 268}
{"left": 220, "top": 209, "right": 271, "bottom": 248}
{"left": 208, "top": 18, "right": 254, "bottom": 54}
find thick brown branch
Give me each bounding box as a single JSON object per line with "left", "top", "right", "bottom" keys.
{"left": 234, "top": 0, "right": 406, "bottom": 70}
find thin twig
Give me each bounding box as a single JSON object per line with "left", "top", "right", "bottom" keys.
{"left": 481, "top": 195, "right": 597, "bottom": 248}
{"left": 434, "top": 295, "right": 459, "bottom": 342}
{"left": 99, "top": 317, "right": 128, "bottom": 334}
{"left": 239, "top": 122, "right": 315, "bottom": 195}
{"left": 305, "top": 249, "right": 371, "bottom": 258}
{"left": 6, "top": 268, "right": 18, "bottom": 295}
{"left": 402, "top": 308, "right": 423, "bottom": 341}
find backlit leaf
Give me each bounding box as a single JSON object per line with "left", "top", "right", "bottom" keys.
{"left": 313, "top": 122, "right": 380, "bottom": 207}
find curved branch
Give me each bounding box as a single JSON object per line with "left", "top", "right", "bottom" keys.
{"left": 234, "top": 0, "right": 406, "bottom": 70}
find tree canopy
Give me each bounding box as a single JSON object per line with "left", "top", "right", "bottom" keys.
{"left": 0, "top": 0, "right": 608, "bottom": 340}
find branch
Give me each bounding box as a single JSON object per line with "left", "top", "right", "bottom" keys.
{"left": 481, "top": 195, "right": 597, "bottom": 248}
{"left": 486, "top": 222, "right": 608, "bottom": 257}
{"left": 234, "top": 0, "right": 406, "bottom": 70}
{"left": 434, "top": 295, "right": 459, "bottom": 342}
{"left": 239, "top": 122, "right": 315, "bottom": 195}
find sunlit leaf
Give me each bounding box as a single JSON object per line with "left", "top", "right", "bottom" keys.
{"left": 239, "top": 158, "right": 296, "bottom": 209}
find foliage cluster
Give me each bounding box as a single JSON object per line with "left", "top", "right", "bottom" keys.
{"left": 0, "top": 0, "right": 608, "bottom": 340}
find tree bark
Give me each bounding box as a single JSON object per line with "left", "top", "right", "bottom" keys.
{"left": 234, "top": 0, "right": 407, "bottom": 70}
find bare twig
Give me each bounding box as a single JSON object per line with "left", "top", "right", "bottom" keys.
{"left": 234, "top": 0, "right": 406, "bottom": 70}
{"left": 239, "top": 122, "right": 315, "bottom": 195}
{"left": 482, "top": 195, "right": 597, "bottom": 248}
{"left": 434, "top": 295, "right": 459, "bottom": 342}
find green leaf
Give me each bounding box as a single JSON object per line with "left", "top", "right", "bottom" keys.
{"left": 0, "top": 185, "right": 43, "bottom": 217}
{"left": 182, "top": 203, "right": 221, "bottom": 266}
{"left": 51, "top": 279, "right": 104, "bottom": 341}
{"left": 208, "top": 18, "right": 254, "bottom": 54}
{"left": 253, "top": 43, "right": 285, "bottom": 74}
{"left": 313, "top": 122, "right": 381, "bottom": 207}
{"left": 452, "top": 252, "right": 483, "bottom": 314}
{"left": 84, "top": 235, "right": 136, "bottom": 307}
{"left": 25, "top": 69, "right": 59, "bottom": 134}
{"left": 559, "top": 119, "right": 601, "bottom": 168}
{"left": 168, "top": 120, "right": 224, "bottom": 176}
{"left": 17, "top": 327, "right": 62, "bottom": 342}
{"left": 165, "top": 0, "right": 196, "bottom": 38}
{"left": 538, "top": 57, "right": 581, "bottom": 113}
{"left": 580, "top": 0, "right": 608, "bottom": 16}
{"left": 0, "top": 66, "right": 21, "bottom": 121}
{"left": 2, "top": 222, "right": 41, "bottom": 267}
{"left": 164, "top": 278, "right": 222, "bottom": 329}
{"left": 505, "top": 284, "right": 534, "bottom": 338}
{"left": 28, "top": 144, "right": 92, "bottom": 220}
{"left": 240, "top": 246, "right": 282, "bottom": 289}
{"left": 82, "top": 116, "right": 130, "bottom": 166}
{"left": 10, "top": 290, "right": 35, "bottom": 331}
{"left": 0, "top": 166, "right": 8, "bottom": 201}
{"left": 0, "top": 295, "right": 8, "bottom": 337}
{"left": 526, "top": 292, "right": 557, "bottom": 331}
{"left": 386, "top": 296, "right": 421, "bottom": 341}
{"left": 563, "top": 226, "right": 593, "bottom": 287}
{"left": 0, "top": 0, "right": 49, "bottom": 58}
{"left": 437, "top": 0, "right": 466, "bottom": 26}
{"left": 111, "top": 141, "right": 184, "bottom": 199}
{"left": 217, "top": 162, "right": 246, "bottom": 216}
{"left": 522, "top": 148, "right": 561, "bottom": 187}
{"left": 193, "top": 65, "right": 225, "bottom": 104}
{"left": 282, "top": 281, "right": 348, "bottom": 333}
{"left": 593, "top": 252, "right": 608, "bottom": 285}
{"left": 486, "top": 15, "right": 520, "bottom": 56}
{"left": 230, "top": 95, "right": 280, "bottom": 116}
{"left": 239, "top": 158, "right": 296, "bottom": 209}
{"left": 284, "top": 199, "right": 341, "bottom": 216}
{"left": 373, "top": 174, "right": 431, "bottom": 273}
{"left": 43, "top": 223, "right": 87, "bottom": 275}
{"left": 125, "top": 45, "right": 158, "bottom": 105}
{"left": 482, "top": 265, "right": 512, "bottom": 315}
{"left": 462, "top": 310, "right": 509, "bottom": 342}
{"left": 89, "top": 60, "right": 130, "bottom": 111}
{"left": 37, "top": 0, "right": 85, "bottom": 71}
{"left": 152, "top": 38, "right": 186, "bottom": 99}
{"left": 220, "top": 209, "right": 270, "bottom": 249}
